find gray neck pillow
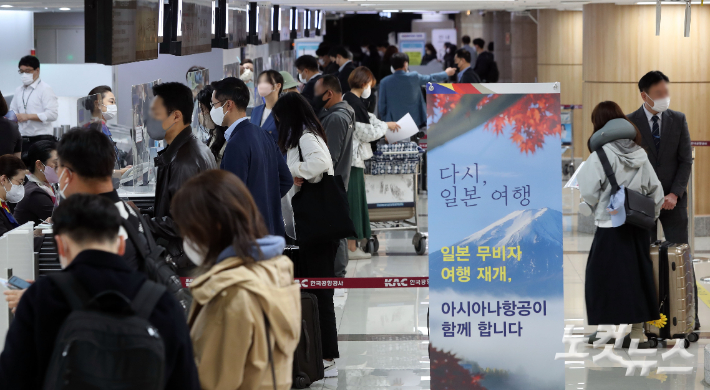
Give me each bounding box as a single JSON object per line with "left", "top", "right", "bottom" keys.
{"left": 588, "top": 118, "right": 637, "bottom": 152}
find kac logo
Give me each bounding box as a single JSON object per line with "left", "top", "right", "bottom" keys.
{"left": 385, "top": 278, "right": 409, "bottom": 287}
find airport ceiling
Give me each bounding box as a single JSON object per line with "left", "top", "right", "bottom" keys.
{"left": 0, "top": 0, "right": 674, "bottom": 13}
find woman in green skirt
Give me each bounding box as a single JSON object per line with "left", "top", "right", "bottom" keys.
{"left": 342, "top": 67, "right": 400, "bottom": 259}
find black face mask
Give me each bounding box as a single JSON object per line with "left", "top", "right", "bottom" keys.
{"left": 312, "top": 91, "right": 330, "bottom": 113}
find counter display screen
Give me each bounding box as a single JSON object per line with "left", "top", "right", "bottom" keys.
{"left": 111, "top": 0, "right": 160, "bottom": 64}
{"left": 179, "top": 0, "right": 213, "bottom": 55}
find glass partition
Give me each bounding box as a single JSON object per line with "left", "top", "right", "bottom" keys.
{"left": 252, "top": 57, "right": 265, "bottom": 107}
{"left": 120, "top": 79, "right": 161, "bottom": 191}
{"left": 186, "top": 68, "right": 210, "bottom": 143}
{"left": 223, "top": 61, "right": 240, "bottom": 78}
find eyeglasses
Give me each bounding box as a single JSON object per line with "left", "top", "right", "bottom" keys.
{"left": 210, "top": 100, "right": 227, "bottom": 109}
{"left": 17, "top": 69, "right": 34, "bottom": 74}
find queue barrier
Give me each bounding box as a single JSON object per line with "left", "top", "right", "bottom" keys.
{"left": 181, "top": 276, "right": 430, "bottom": 289}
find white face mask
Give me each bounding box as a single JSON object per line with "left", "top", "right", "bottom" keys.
{"left": 645, "top": 94, "right": 670, "bottom": 113}
{"left": 361, "top": 85, "right": 372, "bottom": 99}
{"left": 102, "top": 104, "right": 118, "bottom": 121}
{"left": 57, "top": 168, "right": 70, "bottom": 200}
{"left": 257, "top": 83, "right": 275, "bottom": 97}
{"left": 183, "top": 238, "right": 206, "bottom": 266}
{"left": 298, "top": 72, "right": 307, "bottom": 83}
{"left": 2, "top": 178, "right": 25, "bottom": 203}
{"left": 20, "top": 72, "right": 34, "bottom": 86}
{"left": 210, "top": 104, "right": 228, "bottom": 127}
{"left": 318, "top": 58, "right": 325, "bottom": 66}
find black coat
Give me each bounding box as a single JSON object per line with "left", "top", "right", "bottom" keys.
{"left": 322, "top": 61, "right": 339, "bottom": 75}
{"left": 337, "top": 62, "right": 357, "bottom": 94}
{"left": 458, "top": 67, "right": 482, "bottom": 83}
{"left": 0, "top": 250, "right": 200, "bottom": 390}
{"left": 301, "top": 74, "right": 322, "bottom": 104}
{"left": 474, "top": 51, "right": 496, "bottom": 82}
{"left": 13, "top": 181, "right": 55, "bottom": 226}
{"left": 148, "top": 126, "right": 216, "bottom": 245}
{"left": 627, "top": 107, "right": 693, "bottom": 207}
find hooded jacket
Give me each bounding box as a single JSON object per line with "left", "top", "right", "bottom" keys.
{"left": 578, "top": 139, "right": 664, "bottom": 224}
{"left": 318, "top": 100, "right": 355, "bottom": 190}
{"left": 188, "top": 236, "right": 301, "bottom": 390}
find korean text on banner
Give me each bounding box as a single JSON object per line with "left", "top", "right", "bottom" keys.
{"left": 426, "top": 83, "right": 564, "bottom": 390}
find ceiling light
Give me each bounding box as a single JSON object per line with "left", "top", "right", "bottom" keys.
{"left": 59, "top": 7, "right": 71, "bottom": 10}
{"left": 0, "top": 4, "right": 13, "bottom": 7}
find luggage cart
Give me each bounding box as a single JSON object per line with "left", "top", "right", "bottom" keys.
{"left": 363, "top": 142, "right": 427, "bottom": 255}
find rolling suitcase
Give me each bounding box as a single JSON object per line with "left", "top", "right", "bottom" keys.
{"left": 645, "top": 241, "right": 699, "bottom": 347}
{"left": 292, "top": 292, "right": 324, "bottom": 388}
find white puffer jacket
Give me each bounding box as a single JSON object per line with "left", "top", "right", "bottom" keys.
{"left": 352, "top": 112, "right": 388, "bottom": 168}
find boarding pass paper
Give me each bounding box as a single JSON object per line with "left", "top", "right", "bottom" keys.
{"left": 386, "top": 113, "right": 420, "bottom": 144}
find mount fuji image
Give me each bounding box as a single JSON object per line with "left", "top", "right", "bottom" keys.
{"left": 430, "top": 208, "right": 563, "bottom": 297}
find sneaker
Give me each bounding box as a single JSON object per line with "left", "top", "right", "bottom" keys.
{"left": 324, "top": 367, "right": 338, "bottom": 378}
{"left": 348, "top": 247, "right": 371, "bottom": 260}
{"left": 334, "top": 288, "right": 346, "bottom": 297}
{"left": 323, "top": 359, "right": 337, "bottom": 377}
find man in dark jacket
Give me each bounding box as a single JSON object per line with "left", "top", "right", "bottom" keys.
{"left": 148, "top": 82, "right": 216, "bottom": 270}
{"left": 330, "top": 45, "right": 357, "bottom": 94}
{"left": 314, "top": 75, "right": 355, "bottom": 278}
{"left": 627, "top": 70, "right": 696, "bottom": 329}
{"left": 473, "top": 38, "right": 497, "bottom": 82}
{"left": 316, "top": 42, "right": 339, "bottom": 75}
{"left": 627, "top": 71, "right": 693, "bottom": 244}
{"left": 211, "top": 77, "right": 292, "bottom": 237}
{"left": 0, "top": 194, "right": 199, "bottom": 390}
{"left": 295, "top": 54, "right": 322, "bottom": 104}
{"left": 454, "top": 48, "right": 481, "bottom": 83}
{"left": 53, "top": 127, "right": 192, "bottom": 312}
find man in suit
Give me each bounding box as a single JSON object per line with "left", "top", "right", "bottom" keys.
{"left": 627, "top": 70, "right": 697, "bottom": 328}
{"left": 295, "top": 54, "right": 322, "bottom": 104}
{"left": 330, "top": 45, "right": 357, "bottom": 94}
{"left": 627, "top": 71, "right": 693, "bottom": 244}
{"left": 378, "top": 53, "right": 456, "bottom": 128}
{"left": 473, "top": 38, "right": 497, "bottom": 82}
{"left": 210, "top": 77, "right": 293, "bottom": 237}
{"left": 454, "top": 48, "right": 481, "bottom": 83}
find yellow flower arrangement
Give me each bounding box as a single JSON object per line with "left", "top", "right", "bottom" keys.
{"left": 646, "top": 313, "right": 668, "bottom": 329}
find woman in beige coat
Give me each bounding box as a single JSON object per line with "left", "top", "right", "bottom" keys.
{"left": 171, "top": 169, "right": 301, "bottom": 390}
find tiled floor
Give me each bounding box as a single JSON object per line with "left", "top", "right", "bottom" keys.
{"left": 301, "top": 186, "right": 710, "bottom": 389}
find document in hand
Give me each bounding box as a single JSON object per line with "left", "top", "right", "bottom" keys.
{"left": 386, "top": 113, "right": 420, "bottom": 144}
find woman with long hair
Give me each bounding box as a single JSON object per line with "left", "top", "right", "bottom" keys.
{"left": 421, "top": 43, "right": 438, "bottom": 65}
{"left": 272, "top": 92, "right": 340, "bottom": 376}
{"left": 196, "top": 85, "right": 227, "bottom": 166}
{"left": 250, "top": 70, "right": 284, "bottom": 143}
{"left": 13, "top": 140, "right": 58, "bottom": 225}
{"left": 577, "top": 101, "right": 665, "bottom": 348}
{"left": 172, "top": 169, "right": 301, "bottom": 389}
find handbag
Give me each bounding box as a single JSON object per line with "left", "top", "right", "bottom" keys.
{"left": 291, "top": 144, "right": 356, "bottom": 245}
{"left": 596, "top": 148, "right": 656, "bottom": 230}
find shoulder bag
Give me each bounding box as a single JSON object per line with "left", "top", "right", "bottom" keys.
{"left": 291, "top": 144, "right": 356, "bottom": 245}
{"left": 596, "top": 148, "right": 656, "bottom": 230}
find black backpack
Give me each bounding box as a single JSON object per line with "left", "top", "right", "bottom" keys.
{"left": 43, "top": 272, "right": 167, "bottom": 390}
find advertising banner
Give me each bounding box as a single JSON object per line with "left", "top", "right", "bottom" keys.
{"left": 426, "top": 83, "right": 563, "bottom": 390}
{"left": 398, "top": 32, "right": 426, "bottom": 66}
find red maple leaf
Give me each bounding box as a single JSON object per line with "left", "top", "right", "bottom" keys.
{"left": 479, "top": 94, "right": 561, "bottom": 154}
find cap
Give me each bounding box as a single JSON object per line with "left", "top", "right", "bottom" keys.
{"left": 280, "top": 71, "right": 299, "bottom": 90}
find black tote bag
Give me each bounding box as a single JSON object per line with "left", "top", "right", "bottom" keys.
{"left": 291, "top": 145, "right": 356, "bottom": 245}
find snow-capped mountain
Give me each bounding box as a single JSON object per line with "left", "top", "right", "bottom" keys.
{"left": 431, "top": 208, "right": 563, "bottom": 296}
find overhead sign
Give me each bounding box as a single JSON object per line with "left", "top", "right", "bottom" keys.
{"left": 398, "top": 32, "right": 426, "bottom": 66}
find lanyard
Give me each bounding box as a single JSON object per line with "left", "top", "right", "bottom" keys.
{"left": 22, "top": 80, "right": 40, "bottom": 111}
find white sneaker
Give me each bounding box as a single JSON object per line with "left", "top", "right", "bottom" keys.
{"left": 348, "top": 247, "right": 371, "bottom": 260}
{"left": 334, "top": 288, "right": 346, "bottom": 297}
{"left": 323, "top": 360, "right": 338, "bottom": 378}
